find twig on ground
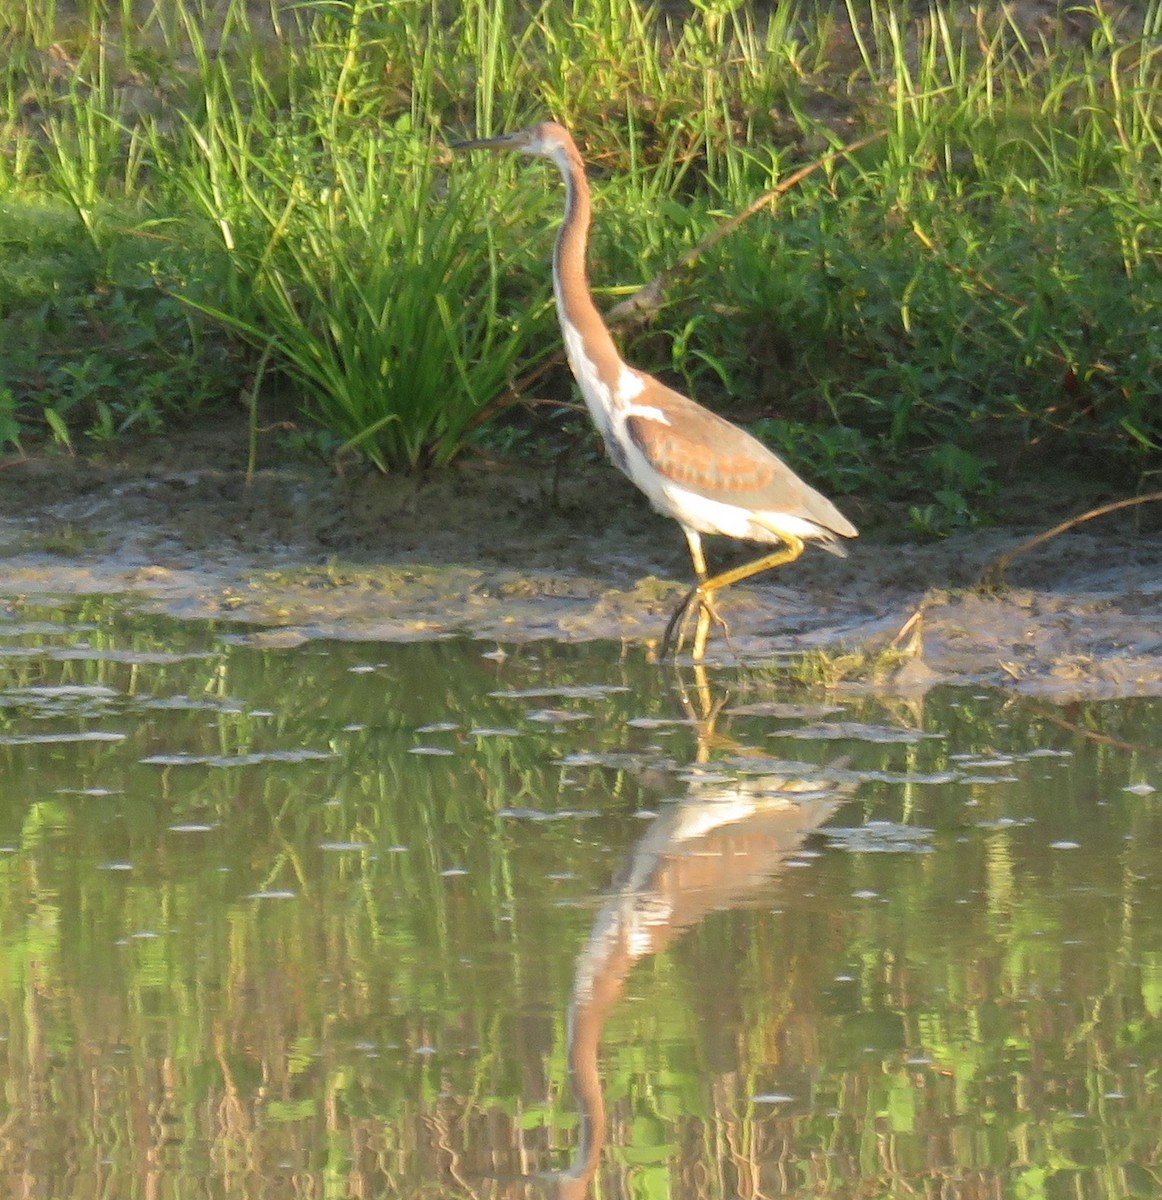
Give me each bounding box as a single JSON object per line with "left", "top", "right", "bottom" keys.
{"left": 978, "top": 491, "right": 1162, "bottom": 589}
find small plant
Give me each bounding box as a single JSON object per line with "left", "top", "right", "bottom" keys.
{"left": 783, "top": 640, "right": 917, "bottom": 689}
{"left": 902, "top": 442, "right": 994, "bottom": 535}
{"left": 0, "top": 387, "right": 24, "bottom": 454}
{"left": 0, "top": 231, "right": 241, "bottom": 446}
{"left": 172, "top": 121, "right": 555, "bottom": 472}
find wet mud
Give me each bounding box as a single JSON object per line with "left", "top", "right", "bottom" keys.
{"left": 0, "top": 423, "right": 1159, "bottom": 699}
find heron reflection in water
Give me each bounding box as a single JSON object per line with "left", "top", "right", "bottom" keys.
{"left": 543, "top": 686, "right": 853, "bottom": 1198}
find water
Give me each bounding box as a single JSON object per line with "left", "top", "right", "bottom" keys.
{"left": 0, "top": 597, "right": 1159, "bottom": 1199}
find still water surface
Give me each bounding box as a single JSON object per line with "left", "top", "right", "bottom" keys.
{"left": 0, "top": 597, "right": 1159, "bottom": 1199}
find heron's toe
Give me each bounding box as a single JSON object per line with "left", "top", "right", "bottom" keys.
{"left": 661, "top": 585, "right": 731, "bottom": 661}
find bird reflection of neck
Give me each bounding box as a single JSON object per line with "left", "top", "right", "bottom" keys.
{"left": 547, "top": 745, "right": 849, "bottom": 1198}
{"left": 551, "top": 937, "right": 630, "bottom": 1199}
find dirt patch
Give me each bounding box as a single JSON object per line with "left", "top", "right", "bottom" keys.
{"left": 0, "top": 423, "right": 1159, "bottom": 699}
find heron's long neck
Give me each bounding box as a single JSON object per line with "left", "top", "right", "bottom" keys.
{"left": 549, "top": 144, "right": 627, "bottom": 397}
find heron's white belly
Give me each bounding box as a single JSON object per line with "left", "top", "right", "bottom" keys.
{"left": 654, "top": 485, "right": 757, "bottom": 538}
{"left": 653, "top": 480, "right": 825, "bottom": 544}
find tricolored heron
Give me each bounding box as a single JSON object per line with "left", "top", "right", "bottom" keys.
{"left": 453, "top": 121, "right": 857, "bottom": 662}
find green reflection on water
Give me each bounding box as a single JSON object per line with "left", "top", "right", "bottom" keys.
{"left": 0, "top": 596, "right": 1159, "bottom": 1199}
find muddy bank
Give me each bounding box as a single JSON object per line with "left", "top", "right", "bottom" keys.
{"left": 0, "top": 425, "right": 1159, "bottom": 699}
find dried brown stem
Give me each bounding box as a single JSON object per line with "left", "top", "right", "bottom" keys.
{"left": 606, "top": 130, "right": 886, "bottom": 328}
{"left": 978, "top": 491, "right": 1162, "bottom": 589}
{"left": 909, "top": 222, "right": 1027, "bottom": 312}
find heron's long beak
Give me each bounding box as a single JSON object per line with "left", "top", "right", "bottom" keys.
{"left": 450, "top": 131, "right": 520, "bottom": 152}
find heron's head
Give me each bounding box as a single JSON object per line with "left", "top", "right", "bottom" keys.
{"left": 451, "top": 121, "right": 572, "bottom": 161}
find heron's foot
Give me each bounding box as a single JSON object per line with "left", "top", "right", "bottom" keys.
{"left": 660, "top": 585, "right": 730, "bottom": 661}
{"left": 660, "top": 587, "right": 698, "bottom": 660}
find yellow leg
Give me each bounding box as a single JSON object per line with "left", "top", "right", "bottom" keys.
{"left": 698, "top": 534, "right": 805, "bottom": 596}
{"left": 661, "top": 535, "right": 806, "bottom": 662}
{"left": 661, "top": 529, "right": 711, "bottom": 660}
{"left": 696, "top": 604, "right": 710, "bottom": 662}
{"left": 672, "top": 662, "right": 729, "bottom": 759}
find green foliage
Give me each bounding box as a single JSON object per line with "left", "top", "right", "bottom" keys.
{"left": 0, "top": 198, "right": 240, "bottom": 446}
{"left": 0, "top": 0, "right": 1159, "bottom": 499}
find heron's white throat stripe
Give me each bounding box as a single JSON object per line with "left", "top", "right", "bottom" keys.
{"left": 561, "top": 321, "right": 604, "bottom": 397}
{"left": 615, "top": 367, "right": 646, "bottom": 403}
{"left": 560, "top": 318, "right": 656, "bottom": 420}
{"left": 624, "top": 402, "right": 669, "bottom": 424}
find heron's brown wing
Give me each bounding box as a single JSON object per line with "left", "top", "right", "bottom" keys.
{"left": 624, "top": 393, "right": 779, "bottom": 496}
{"left": 624, "top": 384, "right": 857, "bottom": 538}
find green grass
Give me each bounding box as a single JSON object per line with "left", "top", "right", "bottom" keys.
{"left": 0, "top": 196, "right": 239, "bottom": 448}
{"left": 0, "top": 0, "right": 1160, "bottom": 519}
